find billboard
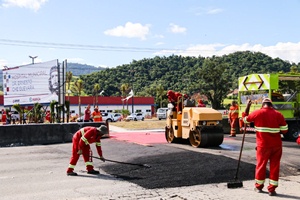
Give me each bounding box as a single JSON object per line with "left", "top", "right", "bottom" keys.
{"left": 2, "top": 59, "right": 59, "bottom": 106}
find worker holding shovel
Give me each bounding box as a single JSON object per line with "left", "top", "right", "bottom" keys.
{"left": 66, "top": 125, "right": 108, "bottom": 176}
{"left": 243, "top": 98, "right": 288, "bottom": 196}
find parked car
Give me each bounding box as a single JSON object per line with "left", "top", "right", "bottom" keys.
{"left": 77, "top": 116, "right": 93, "bottom": 122}
{"left": 112, "top": 113, "right": 122, "bottom": 122}
{"left": 101, "top": 113, "right": 114, "bottom": 122}
{"left": 126, "top": 113, "right": 144, "bottom": 121}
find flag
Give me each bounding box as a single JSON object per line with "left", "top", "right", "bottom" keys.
{"left": 129, "top": 89, "right": 134, "bottom": 96}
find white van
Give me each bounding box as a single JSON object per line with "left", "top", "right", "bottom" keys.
{"left": 157, "top": 108, "right": 168, "bottom": 120}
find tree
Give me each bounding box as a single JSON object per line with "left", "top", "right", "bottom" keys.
{"left": 12, "top": 104, "right": 25, "bottom": 124}
{"left": 196, "top": 58, "right": 232, "bottom": 109}
{"left": 156, "top": 84, "right": 165, "bottom": 108}
{"left": 72, "top": 79, "right": 84, "bottom": 117}
{"left": 66, "top": 71, "right": 73, "bottom": 101}
{"left": 120, "top": 83, "right": 130, "bottom": 109}
{"left": 93, "top": 83, "right": 100, "bottom": 107}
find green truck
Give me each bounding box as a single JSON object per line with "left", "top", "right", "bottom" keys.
{"left": 238, "top": 73, "right": 300, "bottom": 141}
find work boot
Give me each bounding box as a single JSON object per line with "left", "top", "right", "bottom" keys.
{"left": 67, "top": 171, "right": 78, "bottom": 176}
{"left": 87, "top": 169, "right": 100, "bottom": 174}
{"left": 268, "top": 191, "right": 277, "bottom": 196}
{"left": 254, "top": 188, "right": 262, "bottom": 193}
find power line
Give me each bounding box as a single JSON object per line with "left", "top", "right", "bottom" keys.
{"left": 0, "top": 39, "right": 178, "bottom": 53}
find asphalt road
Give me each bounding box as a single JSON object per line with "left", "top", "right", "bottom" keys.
{"left": 0, "top": 125, "right": 299, "bottom": 200}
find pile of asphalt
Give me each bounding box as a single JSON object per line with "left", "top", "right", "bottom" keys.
{"left": 101, "top": 150, "right": 256, "bottom": 189}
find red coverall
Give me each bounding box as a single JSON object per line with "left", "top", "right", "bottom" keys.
{"left": 244, "top": 107, "right": 288, "bottom": 193}
{"left": 228, "top": 104, "right": 239, "bottom": 136}
{"left": 67, "top": 126, "right": 103, "bottom": 173}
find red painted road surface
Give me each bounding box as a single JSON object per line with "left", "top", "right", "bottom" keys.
{"left": 110, "top": 131, "right": 167, "bottom": 146}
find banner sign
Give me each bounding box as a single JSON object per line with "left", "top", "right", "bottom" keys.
{"left": 2, "top": 59, "right": 59, "bottom": 106}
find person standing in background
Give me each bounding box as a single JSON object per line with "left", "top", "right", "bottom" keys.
{"left": 84, "top": 104, "right": 91, "bottom": 122}
{"left": 228, "top": 100, "right": 239, "bottom": 137}
{"left": 92, "top": 106, "right": 102, "bottom": 122}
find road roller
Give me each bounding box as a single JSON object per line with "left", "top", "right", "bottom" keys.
{"left": 165, "top": 92, "right": 224, "bottom": 148}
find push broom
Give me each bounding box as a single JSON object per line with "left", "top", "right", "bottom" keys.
{"left": 227, "top": 101, "right": 251, "bottom": 189}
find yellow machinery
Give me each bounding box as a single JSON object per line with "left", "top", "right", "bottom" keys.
{"left": 165, "top": 97, "right": 224, "bottom": 147}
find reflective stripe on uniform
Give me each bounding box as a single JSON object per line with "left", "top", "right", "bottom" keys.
{"left": 269, "top": 179, "right": 278, "bottom": 186}
{"left": 95, "top": 142, "right": 101, "bottom": 146}
{"left": 254, "top": 127, "right": 281, "bottom": 133}
{"left": 69, "top": 164, "right": 76, "bottom": 169}
{"left": 255, "top": 179, "right": 265, "bottom": 185}
{"left": 85, "top": 162, "right": 93, "bottom": 166}
{"left": 80, "top": 128, "right": 89, "bottom": 145}
{"left": 81, "top": 136, "right": 89, "bottom": 145}
{"left": 280, "top": 125, "right": 288, "bottom": 131}
{"left": 80, "top": 128, "right": 85, "bottom": 135}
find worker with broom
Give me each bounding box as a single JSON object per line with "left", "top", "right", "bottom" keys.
{"left": 243, "top": 98, "right": 288, "bottom": 196}
{"left": 66, "top": 125, "right": 108, "bottom": 176}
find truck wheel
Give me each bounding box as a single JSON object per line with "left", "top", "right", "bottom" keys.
{"left": 165, "top": 126, "right": 175, "bottom": 143}
{"left": 284, "top": 122, "right": 299, "bottom": 141}
{"left": 189, "top": 129, "right": 201, "bottom": 147}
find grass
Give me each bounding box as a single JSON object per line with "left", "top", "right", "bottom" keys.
{"left": 110, "top": 118, "right": 166, "bottom": 130}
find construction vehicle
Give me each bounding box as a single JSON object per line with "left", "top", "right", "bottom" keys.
{"left": 165, "top": 91, "right": 224, "bottom": 148}
{"left": 238, "top": 73, "right": 300, "bottom": 141}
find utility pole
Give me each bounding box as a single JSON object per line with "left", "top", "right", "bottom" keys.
{"left": 129, "top": 69, "right": 135, "bottom": 114}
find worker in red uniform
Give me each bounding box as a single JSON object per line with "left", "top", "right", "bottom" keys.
{"left": 84, "top": 104, "right": 91, "bottom": 122}
{"left": 1, "top": 109, "right": 7, "bottom": 124}
{"left": 66, "top": 125, "right": 108, "bottom": 176}
{"left": 92, "top": 106, "right": 102, "bottom": 122}
{"left": 45, "top": 110, "right": 51, "bottom": 122}
{"left": 198, "top": 99, "right": 206, "bottom": 107}
{"left": 228, "top": 100, "right": 239, "bottom": 137}
{"left": 243, "top": 98, "right": 288, "bottom": 196}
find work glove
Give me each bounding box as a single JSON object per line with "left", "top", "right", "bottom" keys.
{"left": 99, "top": 156, "right": 105, "bottom": 162}
{"left": 297, "top": 136, "right": 300, "bottom": 145}
{"left": 77, "top": 149, "right": 82, "bottom": 155}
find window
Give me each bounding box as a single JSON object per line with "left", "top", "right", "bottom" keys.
{"left": 100, "top": 110, "right": 105, "bottom": 113}
{"left": 107, "top": 110, "right": 113, "bottom": 113}
{"left": 135, "top": 109, "right": 142, "bottom": 113}
{"left": 146, "top": 109, "right": 151, "bottom": 112}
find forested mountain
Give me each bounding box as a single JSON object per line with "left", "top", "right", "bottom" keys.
{"left": 67, "top": 63, "right": 105, "bottom": 76}
{"left": 76, "top": 51, "right": 298, "bottom": 108}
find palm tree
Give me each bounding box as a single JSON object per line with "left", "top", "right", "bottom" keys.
{"left": 65, "top": 100, "right": 70, "bottom": 123}
{"left": 120, "top": 83, "right": 129, "bottom": 110}
{"left": 93, "top": 83, "right": 100, "bottom": 107}
{"left": 50, "top": 100, "right": 57, "bottom": 123}
{"left": 12, "top": 104, "right": 24, "bottom": 124}
{"left": 72, "top": 79, "right": 84, "bottom": 118}
{"left": 66, "top": 71, "right": 73, "bottom": 101}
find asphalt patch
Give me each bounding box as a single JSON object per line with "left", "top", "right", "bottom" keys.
{"left": 101, "top": 150, "right": 257, "bottom": 189}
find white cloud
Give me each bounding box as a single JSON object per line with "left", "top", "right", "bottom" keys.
{"left": 2, "top": 0, "right": 48, "bottom": 11}
{"left": 169, "top": 23, "right": 187, "bottom": 34}
{"left": 154, "top": 42, "right": 300, "bottom": 64}
{"left": 192, "top": 7, "right": 224, "bottom": 16}
{"left": 104, "top": 22, "right": 151, "bottom": 40}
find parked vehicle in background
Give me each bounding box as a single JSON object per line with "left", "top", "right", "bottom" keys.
{"left": 101, "top": 113, "right": 114, "bottom": 122}
{"left": 157, "top": 108, "right": 168, "bottom": 120}
{"left": 112, "top": 113, "right": 122, "bottom": 122}
{"left": 126, "top": 113, "right": 144, "bottom": 121}
{"left": 77, "top": 116, "right": 93, "bottom": 122}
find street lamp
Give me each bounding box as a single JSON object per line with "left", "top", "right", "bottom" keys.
{"left": 29, "top": 56, "right": 38, "bottom": 64}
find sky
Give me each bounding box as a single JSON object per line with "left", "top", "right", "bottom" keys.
{"left": 1, "top": 0, "right": 300, "bottom": 68}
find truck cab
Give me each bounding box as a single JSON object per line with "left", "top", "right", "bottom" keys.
{"left": 238, "top": 73, "right": 300, "bottom": 141}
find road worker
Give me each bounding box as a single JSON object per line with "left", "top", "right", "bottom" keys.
{"left": 243, "top": 98, "right": 288, "bottom": 196}
{"left": 66, "top": 125, "right": 108, "bottom": 176}
{"left": 92, "top": 106, "right": 102, "bottom": 122}
{"left": 228, "top": 100, "right": 239, "bottom": 137}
